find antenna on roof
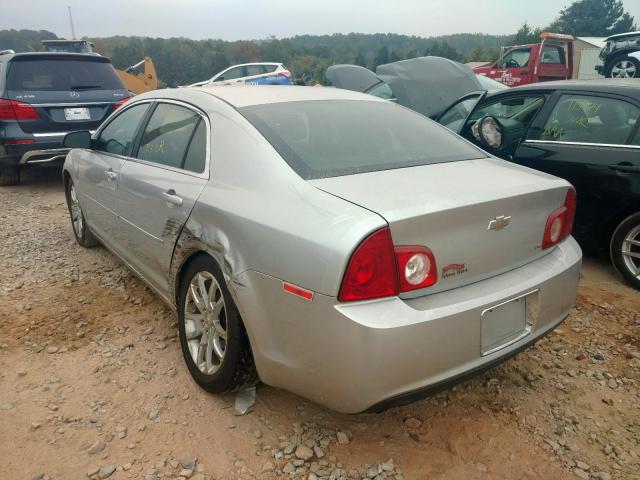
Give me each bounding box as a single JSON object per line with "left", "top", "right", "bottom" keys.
{"left": 68, "top": 6, "right": 76, "bottom": 40}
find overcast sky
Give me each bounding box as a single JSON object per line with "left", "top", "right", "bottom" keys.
{"left": 2, "top": 0, "right": 640, "bottom": 40}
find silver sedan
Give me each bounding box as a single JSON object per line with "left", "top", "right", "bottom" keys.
{"left": 62, "top": 86, "right": 582, "bottom": 413}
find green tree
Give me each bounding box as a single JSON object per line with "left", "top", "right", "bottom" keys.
{"left": 548, "top": 0, "right": 637, "bottom": 36}
{"left": 354, "top": 51, "right": 366, "bottom": 66}
{"left": 373, "top": 45, "right": 389, "bottom": 68}
{"left": 389, "top": 50, "right": 401, "bottom": 62}
{"left": 511, "top": 22, "right": 542, "bottom": 45}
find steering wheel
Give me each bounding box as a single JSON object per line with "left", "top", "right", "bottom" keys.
{"left": 505, "top": 58, "right": 519, "bottom": 68}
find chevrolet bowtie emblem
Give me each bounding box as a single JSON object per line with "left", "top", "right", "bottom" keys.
{"left": 488, "top": 215, "right": 512, "bottom": 231}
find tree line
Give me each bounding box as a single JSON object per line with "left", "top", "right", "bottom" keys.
{"left": 0, "top": 0, "right": 635, "bottom": 86}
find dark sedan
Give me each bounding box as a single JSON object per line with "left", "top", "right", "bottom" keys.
{"left": 438, "top": 79, "right": 640, "bottom": 289}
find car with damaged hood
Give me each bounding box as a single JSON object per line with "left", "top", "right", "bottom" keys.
{"left": 438, "top": 79, "right": 640, "bottom": 289}
{"left": 0, "top": 51, "right": 132, "bottom": 185}
{"left": 596, "top": 31, "right": 640, "bottom": 78}
{"left": 62, "top": 85, "right": 581, "bottom": 413}
{"left": 326, "top": 56, "right": 507, "bottom": 119}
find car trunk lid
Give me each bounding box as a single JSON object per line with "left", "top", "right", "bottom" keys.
{"left": 310, "top": 157, "right": 571, "bottom": 296}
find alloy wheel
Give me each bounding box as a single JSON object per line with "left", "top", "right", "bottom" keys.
{"left": 611, "top": 60, "right": 637, "bottom": 78}
{"left": 69, "top": 184, "right": 84, "bottom": 238}
{"left": 183, "top": 271, "right": 228, "bottom": 375}
{"left": 621, "top": 224, "right": 640, "bottom": 279}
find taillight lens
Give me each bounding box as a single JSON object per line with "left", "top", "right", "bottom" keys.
{"left": 338, "top": 227, "right": 398, "bottom": 302}
{"left": 281, "top": 70, "right": 292, "bottom": 78}
{"left": 338, "top": 227, "right": 438, "bottom": 302}
{"left": 114, "top": 97, "right": 131, "bottom": 110}
{"left": 0, "top": 99, "right": 40, "bottom": 120}
{"left": 542, "top": 187, "right": 576, "bottom": 249}
{"left": 395, "top": 247, "right": 438, "bottom": 292}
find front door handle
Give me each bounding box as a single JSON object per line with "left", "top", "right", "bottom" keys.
{"left": 609, "top": 164, "right": 640, "bottom": 173}
{"left": 105, "top": 168, "right": 117, "bottom": 181}
{"left": 162, "top": 189, "right": 183, "bottom": 207}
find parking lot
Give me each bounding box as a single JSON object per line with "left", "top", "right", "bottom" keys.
{"left": 0, "top": 167, "right": 637, "bottom": 480}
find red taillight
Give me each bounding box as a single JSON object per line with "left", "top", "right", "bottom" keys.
{"left": 281, "top": 70, "right": 292, "bottom": 78}
{"left": 338, "top": 227, "right": 439, "bottom": 302}
{"left": 4, "top": 139, "right": 35, "bottom": 145}
{"left": 0, "top": 99, "right": 40, "bottom": 121}
{"left": 114, "top": 97, "right": 131, "bottom": 110}
{"left": 338, "top": 227, "right": 398, "bottom": 302}
{"left": 395, "top": 246, "right": 438, "bottom": 292}
{"left": 542, "top": 187, "right": 576, "bottom": 249}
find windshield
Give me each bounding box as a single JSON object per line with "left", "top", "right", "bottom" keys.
{"left": 7, "top": 57, "right": 123, "bottom": 91}
{"left": 240, "top": 100, "right": 486, "bottom": 180}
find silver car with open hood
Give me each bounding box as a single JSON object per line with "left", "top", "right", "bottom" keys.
{"left": 62, "top": 85, "right": 581, "bottom": 413}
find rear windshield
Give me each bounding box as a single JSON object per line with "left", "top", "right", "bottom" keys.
{"left": 7, "top": 57, "right": 124, "bottom": 91}
{"left": 240, "top": 100, "right": 485, "bottom": 179}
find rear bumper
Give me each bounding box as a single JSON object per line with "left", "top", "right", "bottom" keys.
{"left": 0, "top": 139, "right": 69, "bottom": 166}
{"left": 234, "top": 237, "right": 582, "bottom": 413}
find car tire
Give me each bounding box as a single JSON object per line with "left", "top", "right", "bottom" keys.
{"left": 605, "top": 54, "right": 640, "bottom": 78}
{"left": 177, "top": 255, "right": 258, "bottom": 393}
{"left": 64, "top": 179, "right": 98, "bottom": 247}
{"left": 0, "top": 166, "right": 20, "bottom": 186}
{"left": 610, "top": 212, "right": 640, "bottom": 290}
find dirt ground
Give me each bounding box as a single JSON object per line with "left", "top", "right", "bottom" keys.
{"left": 1, "top": 167, "right": 639, "bottom": 480}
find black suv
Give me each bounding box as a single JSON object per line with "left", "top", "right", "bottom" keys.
{"left": 595, "top": 31, "right": 640, "bottom": 78}
{"left": 0, "top": 51, "right": 131, "bottom": 185}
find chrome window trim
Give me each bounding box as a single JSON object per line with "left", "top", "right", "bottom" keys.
{"left": 33, "top": 130, "right": 96, "bottom": 138}
{"left": 524, "top": 139, "right": 640, "bottom": 149}
{"left": 96, "top": 98, "right": 211, "bottom": 180}
{"left": 30, "top": 102, "right": 115, "bottom": 107}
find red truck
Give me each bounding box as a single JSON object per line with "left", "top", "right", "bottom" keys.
{"left": 473, "top": 32, "right": 575, "bottom": 86}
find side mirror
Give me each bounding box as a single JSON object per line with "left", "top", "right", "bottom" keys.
{"left": 64, "top": 130, "right": 92, "bottom": 149}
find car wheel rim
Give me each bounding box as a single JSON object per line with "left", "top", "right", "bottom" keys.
{"left": 69, "top": 184, "right": 84, "bottom": 237}
{"left": 612, "top": 60, "right": 636, "bottom": 78}
{"left": 184, "top": 271, "right": 227, "bottom": 375}
{"left": 621, "top": 224, "right": 640, "bottom": 279}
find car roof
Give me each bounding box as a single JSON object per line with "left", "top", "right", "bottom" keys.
{"left": 491, "top": 79, "right": 640, "bottom": 99}
{"left": 190, "top": 84, "right": 384, "bottom": 108}
{"left": 0, "top": 52, "right": 109, "bottom": 63}
{"left": 605, "top": 30, "right": 640, "bottom": 41}
{"left": 226, "top": 62, "right": 282, "bottom": 68}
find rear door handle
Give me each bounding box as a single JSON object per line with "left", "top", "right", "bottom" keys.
{"left": 162, "top": 189, "right": 183, "bottom": 207}
{"left": 105, "top": 168, "right": 117, "bottom": 181}
{"left": 609, "top": 164, "right": 640, "bottom": 173}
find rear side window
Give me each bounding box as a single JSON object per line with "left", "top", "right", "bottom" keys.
{"left": 136, "top": 103, "right": 201, "bottom": 169}
{"left": 246, "top": 65, "right": 264, "bottom": 76}
{"left": 541, "top": 46, "right": 565, "bottom": 64}
{"left": 95, "top": 104, "right": 149, "bottom": 156}
{"left": 7, "top": 57, "right": 123, "bottom": 91}
{"left": 240, "top": 100, "right": 485, "bottom": 179}
{"left": 263, "top": 65, "right": 278, "bottom": 73}
{"left": 182, "top": 120, "right": 207, "bottom": 173}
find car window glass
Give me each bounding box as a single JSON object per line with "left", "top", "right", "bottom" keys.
{"left": 542, "top": 46, "right": 564, "bottom": 64}
{"left": 136, "top": 103, "right": 200, "bottom": 169}
{"left": 366, "top": 82, "right": 395, "bottom": 100}
{"left": 182, "top": 119, "right": 207, "bottom": 173}
{"left": 469, "top": 96, "right": 543, "bottom": 125}
{"left": 501, "top": 48, "right": 531, "bottom": 68}
{"left": 240, "top": 100, "right": 485, "bottom": 180}
{"left": 245, "top": 65, "right": 264, "bottom": 76}
{"left": 440, "top": 96, "right": 480, "bottom": 132}
{"left": 216, "top": 66, "right": 243, "bottom": 81}
{"left": 538, "top": 94, "right": 640, "bottom": 145}
{"left": 95, "top": 104, "right": 148, "bottom": 156}
{"left": 263, "top": 65, "right": 278, "bottom": 73}
{"left": 632, "top": 127, "right": 640, "bottom": 146}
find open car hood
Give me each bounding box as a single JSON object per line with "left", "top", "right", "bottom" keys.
{"left": 325, "top": 64, "right": 384, "bottom": 93}
{"left": 326, "top": 57, "right": 486, "bottom": 118}
{"left": 376, "top": 56, "right": 483, "bottom": 118}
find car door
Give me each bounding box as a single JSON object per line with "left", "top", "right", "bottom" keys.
{"left": 536, "top": 44, "right": 570, "bottom": 81}
{"left": 513, "top": 91, "right": 640, "bottom": 251}
{"left": 493, "top": 47, "right": 534, "bottom": 86}
{"left": 76, "top": 102, "right": 150, "bottom": 248}
{"left": 115, "top": 101, "right": 209, "bottom": 297}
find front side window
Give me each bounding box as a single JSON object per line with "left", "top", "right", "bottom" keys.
{"left": 240, "top": 100, "right": 485, "bottom": 180}
{"left": 542, "top": 46, "right": 564, "bottom": 64}
{"left": 95, "top": 103, "right": 149, "bottom": 156}
{"left": 216, "top": 66, "right": 244, "bottom": 81}
{"left": 439, "top": 95, "right": 481, "bottom": 132}
{"left": 538, "top": 94, "right": 640, "bottom": 145}
{"left": 136, "top": 103, "right": 201, "bottom": 169}
{"left": 500, "top": 48, "right": 532, "bottom": 68}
